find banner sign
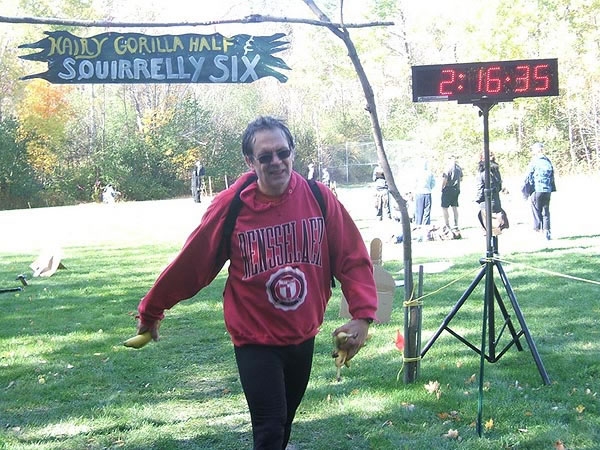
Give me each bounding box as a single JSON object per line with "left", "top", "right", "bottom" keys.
{"left": 19, "top": 30, "right": 290, "bottom": 84}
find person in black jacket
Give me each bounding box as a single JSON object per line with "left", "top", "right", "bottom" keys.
{"left": 441, "top": 154, "right": 463, "bottom": 230}
{"left": 475, "top": 152, "right": 508, "bottom": 253}
{"left": 475, "top": 152, "right": 502, "bottom": 213}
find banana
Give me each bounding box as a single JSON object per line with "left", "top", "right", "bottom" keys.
{"left": 332, "top": 331, "right": 356, "bottom": 381}
{"left": 123, "top": 331, "right": 152, "bottom": 349}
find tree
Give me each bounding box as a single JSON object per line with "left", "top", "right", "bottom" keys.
{"left": 0, "top": 116, "right": 40, "bottom": 209}
{"left": 302, "top": 0, "right": 415, "bottom": 304}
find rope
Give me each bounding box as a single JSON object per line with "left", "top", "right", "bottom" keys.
{"left": 415, "top": 266, "right": 482, "bottom": 301}
{"left": 494, "top": 257, "right": 600, "bottom": 286}
{"left": 396, "top": 355, "right": 422, "bottom": 381}
{"left": 396, "top": 254, "right": 599, "bottom": 385}
{"left": 403, "top": 255, "right": 599, "bottom": 307}
{"left": 403, "top": 299, "right": 423, "bottom": 307}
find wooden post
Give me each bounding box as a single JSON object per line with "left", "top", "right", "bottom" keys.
{"left": 403, "top": 265, "right": 423, "bottom": 383}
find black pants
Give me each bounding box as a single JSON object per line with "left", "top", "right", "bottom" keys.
{"left": 530, "top": 192, "right": 551, "bottom": 231}
{"left": 234, "top": 338, "right": 314, "bottom": 450}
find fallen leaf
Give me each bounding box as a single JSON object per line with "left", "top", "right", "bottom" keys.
{"left": 424, "top": 380, "right": 440, "bottom": 395}
{"left": 443, "top": 429, "right": 459, "bottom": 439}
{"left": 438, "top": 411, "right": 460, "bottom": 422}
{"left": 484, "top": 418, "right": 494, "bottom": 430}
{"left": 465, "top": 373, "right": 476, "bottom": 384}
{"left": 575, "top": 404, "right": 585, "bottom": 414}
{"left": 554, "top": 440, "right": 566, "bottom": 450}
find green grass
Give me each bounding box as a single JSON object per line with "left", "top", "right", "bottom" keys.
{"left": 1, "top": 236, "right": 599, "bottom": 449}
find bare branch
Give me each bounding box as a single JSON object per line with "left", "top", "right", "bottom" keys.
{"left": 0, "top": 14, "right": 393, "bottom": 29}
{"left": 301, "top": 0, "right": 414, "bottom": 302}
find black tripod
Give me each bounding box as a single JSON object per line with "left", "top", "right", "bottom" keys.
{"left": 420, "top": 100, "right": 551, "bottom": 436}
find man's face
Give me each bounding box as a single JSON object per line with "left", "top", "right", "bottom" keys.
{"left": 245, "top": 128, "right": 294, "bottom": 196}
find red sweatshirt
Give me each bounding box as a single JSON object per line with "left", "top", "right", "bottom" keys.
{"left": 137, "top": 171, "right": 377, "bottom": 346}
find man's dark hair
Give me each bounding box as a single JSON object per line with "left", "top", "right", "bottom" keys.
{"left": 241, "top": 116, "right": 295, "bottom": 157}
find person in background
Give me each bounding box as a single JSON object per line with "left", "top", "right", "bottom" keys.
{"left": 413, "top": 159, "right": 435, "bottom": 226}
{"left": 102, "top": 184, "right": 119, "bottom": 204}
{"left": 475, "top": 152, "right": 502, "bottom": 214}
{"left": 306, "top": 162, "right": 315, "bottom": 181}
{"left": 524, "top": 142, "right": 556, "bottom": 240}
{"left": 191, "top": 161, "right": 205, "bottom": 203}
{"left": 321, "top": 167, "right": 331, "bottom": 187}
{"left": 372, "top": 164, "right": 391, "bottom": 221}
{"left": 475, "top": 151, "right": 507, "bottom": 252}
{"left": 440, "top": 154, "right": 463, "bottom": 230}
{"left": 133, "top": 116, "right": 377, "bottom": 450}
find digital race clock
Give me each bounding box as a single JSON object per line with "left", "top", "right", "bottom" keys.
{"left": 412, "top": 58, "right": 559, "bottom": 103}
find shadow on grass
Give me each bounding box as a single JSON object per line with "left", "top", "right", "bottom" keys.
{"left": 1, "top": 238, "right": 600, "bottom": 449}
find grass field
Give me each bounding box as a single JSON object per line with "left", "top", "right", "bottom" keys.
{"left": 1, "top": 176, "right": 599, "bottom": 449}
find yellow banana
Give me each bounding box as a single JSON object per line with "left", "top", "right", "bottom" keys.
{"left": 332, "top": 331, "right": 356, "bottom": 381}
{"left": 123, "top": 331, "right": 152, "bottom": 349}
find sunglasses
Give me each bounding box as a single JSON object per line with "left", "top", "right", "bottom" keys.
{"left": 254, "top": 149, "right": 292, "bottom": 165}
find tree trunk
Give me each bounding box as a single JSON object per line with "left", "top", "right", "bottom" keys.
{"left": 302, "top": 0, "right": 414, "bottom": 316}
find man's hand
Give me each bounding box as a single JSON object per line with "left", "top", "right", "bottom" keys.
{"left": 332, "top": 319, "right": 371, "bottom": 361}
{"left": 137, "top": 319, "right": 161, "bottom": 342}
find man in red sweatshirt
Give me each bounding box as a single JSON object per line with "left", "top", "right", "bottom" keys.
{"left": 134, "top": 116, "right": 378, "bottom": 450}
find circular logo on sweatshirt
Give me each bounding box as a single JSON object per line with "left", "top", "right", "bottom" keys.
{"left": 266, "top": 267, "right": 307, "bottom": 311}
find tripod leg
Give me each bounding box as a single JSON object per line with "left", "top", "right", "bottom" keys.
{"left": 492, "top": 282, "right": 524, "bottom": 352}
{"left": 485, "top": 260, "right": 496, "bottom": 361}
{"left": 477, "top": 267, "right": 490, "bottom": 437}
{"left": 495, "top": 262, "right": 551, "bottom": 384}
{"left": 421, "top": 266, "right": 486, "bottom": 358}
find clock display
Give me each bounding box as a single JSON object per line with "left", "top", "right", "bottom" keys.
{"left": 412, "top": 58, "right": 558, "bottom": 103}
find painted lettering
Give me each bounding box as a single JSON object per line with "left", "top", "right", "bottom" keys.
{"left": 240, "top": 55, "right": 260, "bottom": 82}
{"left": 77, "top": 60, "right": 95, "bottom": 80}
{"left": 57, "top": 57, "right": 77, "bottom": 80}
{"left": 113, "top": 35, "right": 185, "bottom": 56}
{"left": 189, "top": 56, "right": 206, "bottom": 82}
{"left": 133, "top": 58, "right": 151, "bottom": 79}
{"left": 209, "top": 54, "right": 260, "bottom": 83}
{"left": 239, "top": 218, "right": 324, "bottom": 280}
